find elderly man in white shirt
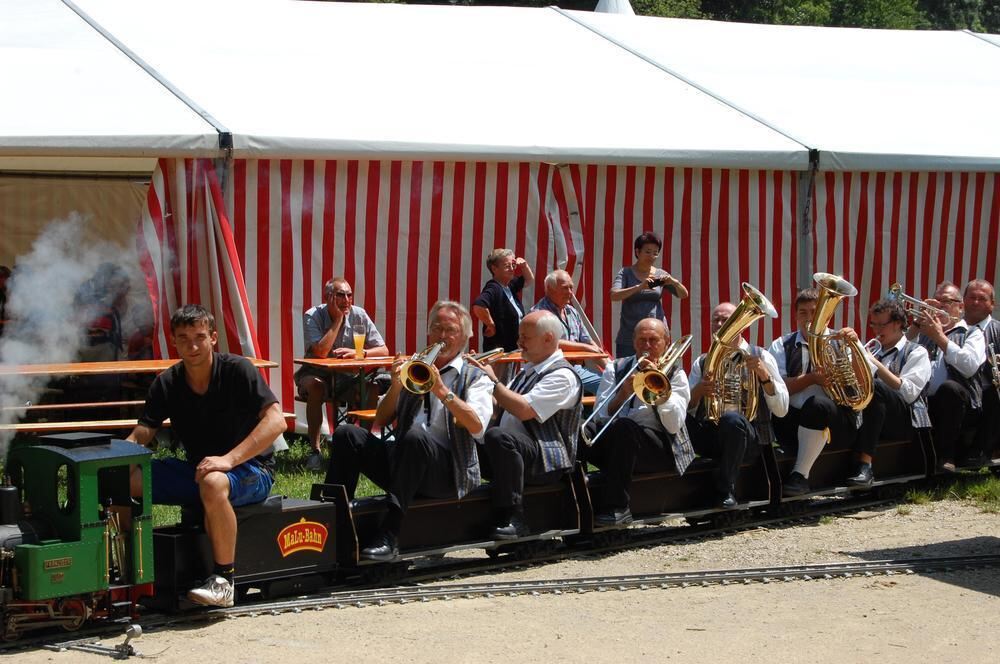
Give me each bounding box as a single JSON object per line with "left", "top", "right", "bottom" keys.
{"left": 848, "top": 299, "right": 931, "bottom": 486}
{"left": 964, "top": 279, "right": 1000, "bottom": 464}
{"left": 911, "top": 281, "right": 986, "bottom": 470}
{"left": 688, "top": 303, "right": 788, "bottom": 509}
{"left": 584, "top": 318, "right": 691, "bottom": 526}
{"left": 473, "top": 310, "right": 583, "bottom": 540}
{"left": 324, "top": 301, "right": 494, "bottom": 561}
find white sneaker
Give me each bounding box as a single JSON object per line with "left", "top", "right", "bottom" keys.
{"left": 187, "top": 575, "right": 234, "bottom": 608}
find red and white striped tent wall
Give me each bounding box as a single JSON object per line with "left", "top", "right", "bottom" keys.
{"left": 139, "top": 159, "right": 1000, "bottom": 421}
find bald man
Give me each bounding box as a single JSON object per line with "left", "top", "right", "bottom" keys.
{"left": 471, "top": 311, "right": 583, "bottom": 540}
{"left": 687, "top": 303, "right": 787, "bottom": 508}
{"left": 583, "top": 318, "right": 691, "bottom": 526}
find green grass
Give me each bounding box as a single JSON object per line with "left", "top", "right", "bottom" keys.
{"left": 818, "top": 515, "right": 834, "bottom": 525}
{"left": 903, "top": 472, "right": 1000, "bottom": 514}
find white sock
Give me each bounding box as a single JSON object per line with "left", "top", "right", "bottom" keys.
{"left": 792, "top": 426, "right": 830, "bottom": 478}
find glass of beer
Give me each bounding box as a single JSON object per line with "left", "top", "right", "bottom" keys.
{"left": 352, "top": 322, "right": 366, "bottom": 360}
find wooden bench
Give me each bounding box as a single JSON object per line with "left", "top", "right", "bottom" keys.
{"left": 0, "top": 413, "right": 298, "bottom": 435}
{"left": 1, "top": 400, "right": 146, "bottom": 413}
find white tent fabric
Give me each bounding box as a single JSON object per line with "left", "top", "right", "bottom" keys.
{"left": 566, "top": 12, "right": 1000, "bottom": 172}
{"left": 68, "top": 0, "right": 807, "bottom": 169}
{"left": 972, "top": 31, "right": 1000, "bottom": 49}
{"left": 0, "top": 0, "right": 219, "bottom": 157}
{"left": 594, "top": 0, "right": 635, "bottom": 16}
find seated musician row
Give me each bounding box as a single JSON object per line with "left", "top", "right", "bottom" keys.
{"left": 294, "top": 267, "right": 607, "bottom": 470}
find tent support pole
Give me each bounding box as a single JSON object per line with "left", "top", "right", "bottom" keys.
{"left": 797, "top": 150, "right": 819, "bottom": 292}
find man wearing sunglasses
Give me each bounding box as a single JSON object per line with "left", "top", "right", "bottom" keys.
{"left": 295, "top": 277, "right": 388, "bottom": 469}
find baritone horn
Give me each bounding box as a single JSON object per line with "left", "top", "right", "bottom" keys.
{"left": 400, "top": 342, "right": 446, "bottom": 394}
{"left": 701, "top": 282, "right": 778, "bottom": 422}
{"left": 808, "top": 273, "right": 874, "bottom": 411}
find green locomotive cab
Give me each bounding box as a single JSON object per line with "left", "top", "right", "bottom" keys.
{"left": 1, "top": 432, "right": 154, "bottom": 639}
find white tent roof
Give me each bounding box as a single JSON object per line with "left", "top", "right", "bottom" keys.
{"left": 53, "top": 0, "right": 808, "bottom": 169}
{"left": 567, "top": 11, "right": 1000, "bottom": 171}
{"left": 0, "top": 0, "right": 219, "bottom": 158}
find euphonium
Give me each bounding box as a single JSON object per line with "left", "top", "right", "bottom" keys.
{"left": 702, "top": 282, "right": 778, "bottom": 422}
{"left": 400, "top": 342, "right": 446, "bottom": 394}
{"left": 808, "top": 273, "right": 874, "bottom": 411}
{"left": 631, "top": 334, "right": 694, "bottom": 406}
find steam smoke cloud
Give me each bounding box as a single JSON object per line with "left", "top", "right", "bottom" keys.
{"left": 0, "top": 215, "right": 148, "bottom": 458}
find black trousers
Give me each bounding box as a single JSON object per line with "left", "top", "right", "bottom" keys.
{"left": 481, "top": 428, "right": 565, "bottom": 511}
{"left": 928, "top": 380, "right": 980, "bottom": 463}
{"left": 973, "top": 387, "right": 1000, "bottom": 459}
{"left": 772, "top": 394, "right": 858, "bottom": 447}
{"left": 688, "top": 411, "right": 759, "bottom": 495}
{"left": 855, "top": 381, "right": 913, "bottom": 457}
{"left": 325, "top": 424, "right": 455, "bottom": 534}
{"left": 582, "top": 417, "right": 674, "bottom": 511}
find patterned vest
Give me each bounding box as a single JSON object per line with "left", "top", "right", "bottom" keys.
{"left": 502, "top": 359, "right": 583, "bottom": 474}
{"left": 612, "top": 356, "right": 695, "bottom": 475}
{"left": 396, "top": 362, "right": 485, "bottom": 499}
{"left": 879, "top": 341, "right": 931, "bottom": 429}
{"left": 919, "top": 327, "right": 983, "bottom": 409}
{"left": 695, "top": 353, "right": 776, "bottom": 446}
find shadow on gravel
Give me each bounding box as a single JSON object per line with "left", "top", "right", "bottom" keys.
{"left": 846, "top": 536, "right": 1000, "bottom": 597}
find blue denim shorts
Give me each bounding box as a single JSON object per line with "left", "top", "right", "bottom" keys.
{"left": 151, "top": 457, "right": 273, "bottom": 507}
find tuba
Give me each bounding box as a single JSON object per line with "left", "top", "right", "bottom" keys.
{"left": 399, "top": 342, "right": 446, "bottom": 394}
{"left": 807, "top": 273, "right": 874, "bottom": 411}
{"left": 702, "top": 283, "right": 778, "bottom": 422}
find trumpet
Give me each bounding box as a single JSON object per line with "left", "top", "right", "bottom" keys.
{"left": 887, "top": 283, "right": 961, "bottom": 325}
{"left": 864, "top": 338, "right": 883, "bottom": 357}
{"left": 581, "top": 335, "right": 692, "bottom": 448}
{"left": 400, "top": 342, "right": 445, "bottom": 394}
{"left": 468, "top": 348, "right": 518, "bottom": 364}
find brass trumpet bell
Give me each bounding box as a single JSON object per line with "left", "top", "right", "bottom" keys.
{"left": 400, "top": 342, "right": 445, "bottom": 394}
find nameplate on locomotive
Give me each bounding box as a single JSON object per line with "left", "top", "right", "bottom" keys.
{"left": 43, "top": 557, "right": 73, "bottom": 570}
{"left": 276, "top": 518, "right": 328, "bottom": 557}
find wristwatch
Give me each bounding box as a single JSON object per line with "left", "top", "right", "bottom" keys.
{"left": 443, "top": 391, "right": 456, "bottom": 404}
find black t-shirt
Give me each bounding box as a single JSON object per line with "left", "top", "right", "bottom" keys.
{"left": 473, "top": 276, "right": 525, "bottom": 351}
{"left": 139, "top": 352, "right": 278, "bottom": 469}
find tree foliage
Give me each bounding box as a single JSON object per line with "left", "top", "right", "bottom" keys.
{"left": 392, "top": 0, "right": 1000, "bottom": 31}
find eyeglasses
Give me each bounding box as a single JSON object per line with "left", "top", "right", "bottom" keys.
{"left": 430, "top": 324, "right": 463, "bottom": 337}
{"left": 938, "top": 298, "right": 961, "bottom": 305}
{"left": 333, "top": 291, "right": 353, "bottom": 299}
{"left": 868, "top": 321, "right": 894, "bottom": 329}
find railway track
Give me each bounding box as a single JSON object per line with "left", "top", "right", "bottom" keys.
{"left": 4, "top": 491, "right": 987, "bottom": 656}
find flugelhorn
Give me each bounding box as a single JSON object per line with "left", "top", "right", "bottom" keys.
{"left": 808, "top": 273, "right": 874, "bottom": 411}
{"left": 701, "top": 282, "right": 778, "bottom": 422}
{"left": 400, "top": 342, "right": 446, "bottom": 394}
{"left": 886, "top": 283, "right": 961, "bottom": 325}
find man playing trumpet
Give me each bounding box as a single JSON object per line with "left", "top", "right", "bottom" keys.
{"left": 688, "top": 303, "right": 788, "bottom": 508}
{"left": 909, "top": 281, "right": 986, "bottom": 470}
{"left": 323, "top": 301, "right": 494, "bottom": 560}
{"left": 584, "top": 318, "right": 691, "bottom": 526}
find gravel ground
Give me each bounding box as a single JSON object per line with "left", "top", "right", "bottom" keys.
{"left": 10, "top": 500, "right": 1000, "bottom": 664}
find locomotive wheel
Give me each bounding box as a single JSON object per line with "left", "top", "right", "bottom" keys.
{"left": 56, "top": 599, "right": 89, "bottom": 632}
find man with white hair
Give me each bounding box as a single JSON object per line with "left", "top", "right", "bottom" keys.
{"left": 324, "top": 301, "right": 494, "bottom": 560}
{"left": 531, "top": 269, "right": 607, "bottom": 395}
{"left": 471, "top": 310, "right": 583, "bottom": 540}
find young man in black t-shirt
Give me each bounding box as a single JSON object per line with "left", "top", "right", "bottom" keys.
{"left": 128, "top": 305, "right": 286, "bottom": 607}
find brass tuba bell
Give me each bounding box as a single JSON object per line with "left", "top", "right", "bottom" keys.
{"left": 701, "top": 282, "right": 778, "bottom": 422}
{"left": 807, "top": 273, "right": 874, "bottom": 411}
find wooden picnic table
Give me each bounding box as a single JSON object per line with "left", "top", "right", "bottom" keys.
{"left": 293, "top": 350, "right": 607, "bottom": 370}
{"left": 0, "top": 357, "right": 278, "bottom": 377}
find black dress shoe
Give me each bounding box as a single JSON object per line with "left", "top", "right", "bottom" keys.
{"left": 719, "top": 492, "right": 738, "bottom": 509}
{"left": 782, "top": 471, "right": 811, "bottom": 497}
{"left": 491, "top": 514, "right": 529, "bottom": 541}
{"left": 595, "top": 507, "right": 633, "bottom": 527}
{"left": 360, "top": 531, "right": 399, "bottom": 562}
{"left": 958, "top": 455, "right": 987, "bottom": 469}
{"left": 846, "top": 462, "right": 874, "bottom": 487}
